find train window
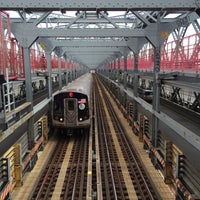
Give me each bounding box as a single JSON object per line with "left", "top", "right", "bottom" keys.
{"left": 144, "top": 91, "right": 152, "bottom": 95}
{"left": 54, "top": 102, "right": 59, "bottom": 110}
{"left": 53, "top": 101, "right": 63, "bottom": 114}
{"left": 68, "top": 100, "right": 75, "bottom": 111}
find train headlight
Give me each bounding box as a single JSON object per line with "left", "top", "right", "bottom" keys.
{"left": 59, "top": 117, "right": 63, "bottom": 122}
{"left": 79, "top": 117, "right": 83, "bottom": 121}
{"left": 79, "top": 103, "right": 85, "bottom": 110}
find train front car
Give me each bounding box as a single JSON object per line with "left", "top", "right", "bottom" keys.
{"left": 52, "top": 73, "right": 92, "bottom": 132}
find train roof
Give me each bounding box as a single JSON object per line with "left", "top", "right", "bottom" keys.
{"left": 55, "top": 73, "right": 93, "bottom": 97}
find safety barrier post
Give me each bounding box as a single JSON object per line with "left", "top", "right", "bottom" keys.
{"left": 0, "top": 158, "right": 12, "bottom": 200}
{"left": 127, "top": 101, "right": 134, "bottom": 126}
{"left": 14, "top": 144, "right": 22, "bottom": 186}
{"left": 133, "top": 121, "right": 139, "bottom": 135}
{"left": 164, "top": 140, "right": 173, "bottom": 184}
{"left": 138, "top": 114, "right": 144, "bottom": 142}
{"left": 42, "top": 116, "right": 48, "bottom": 142}
{"left": 22, "top": 136, "right": 44, "bottom": 172}
{"left": 175, "top": 154, "right": 195, "bottom": 200}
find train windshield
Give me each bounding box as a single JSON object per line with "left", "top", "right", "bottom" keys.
{"left": 144, "top": 91, "right": 153, "bottom": 95}
{"left": 68, "top": 100, "right": 75, "bottom": 111}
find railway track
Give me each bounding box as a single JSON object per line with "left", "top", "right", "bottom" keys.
{"left": 60, "top": 132, "right": 89, "bottom": 200}
{"left": 29, "top": 132, "right": 90, "bottom": 200}
{"left": 94, "top": 81, "right": 128, "bottom": 199}
{"left": 94, "top": 75, "right": 161, "bottom": 199}
{"left": 27, "top": 74, "right": 161, "bottom": 200}
{"left": 30, "top": 137, "right": 71, "bottom": 200}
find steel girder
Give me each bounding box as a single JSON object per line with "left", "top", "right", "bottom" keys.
{"left": 10, "top": 17, "right": 137, "bottom": 24}
{"left": 49, "top": 40, "right": 128, "bottom": 47}
{"left": 6, "top": 3, "right": 200, "bottom": 68}
{"left": 63, "top": 47, "right": 121, "bottom": 52}
{"left": 11, "top": 23, "right": 145, "bottom": 39}
{"left": 0, "top": 0, "right": 197, "bottom": 11}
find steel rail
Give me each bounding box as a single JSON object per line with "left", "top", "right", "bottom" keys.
{"left": 105, "top": 95, "right": 157, "bottom": 200}
{"left": 72, "top": 134, "right": 88, "bottom": 199}
{"left": 61, "top": 133, "right": 89, "bottom": 200}
{"left": 30, "top": 139, "right": 69, "bottom": 200}
{"left": 97, "top": 74, "right": 160, "bottom": 199}
{"left": 95, "top": 76, "right": 128, "bottom": 199}
{"left": 95, "top": 83, "right": 118, "bottom": 199}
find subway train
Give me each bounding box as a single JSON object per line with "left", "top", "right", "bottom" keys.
{"left": 52, "top": 73, "right": 92, "bottom": 132}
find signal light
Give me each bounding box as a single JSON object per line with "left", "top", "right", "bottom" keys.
{"left": 69, "top": 92, "right": 73, "bottom": 97}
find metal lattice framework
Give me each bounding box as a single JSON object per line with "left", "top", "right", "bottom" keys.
{"left": 0, "top": 0, "right": 200, "bottom": 69}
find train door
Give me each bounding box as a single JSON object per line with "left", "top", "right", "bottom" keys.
{"left": 64, "top": 98, "right": 78, "bottom": 126}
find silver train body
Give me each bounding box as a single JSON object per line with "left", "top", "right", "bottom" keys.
{"left": 52, "top": 73, "right": 92, "bottom": 130}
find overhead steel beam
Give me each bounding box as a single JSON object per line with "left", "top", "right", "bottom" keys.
{"left": 100, "top": 11, "right": 119, "bottom": 28}
{"left": 10, "top": 17, "right": 135, "bottom": 24}
{"left": 38, "top": 38, "right": 128, "bottom": 47}
{"left": 69, "top": 52, "right": 113, "bottom": 58}
{"left": 132, "top": 11, "right": 150, "bottom": 25}
{"left": 11, "top": 23, "right": 145, "bottom": 38}
{"left": 63, "top": 47, "right": 120, "bottom": 52}
{"left": 70, "top": 54, "right": 111, "bottom": 64}
{"left": 65, "top": 11, "right": 85, "bottom": 28}
{"left": 37, "top": 38, "right": 127, "bottom": 49}
{"left": 66, "top": 52, "right": 117, "bottom": 55}
{"left": 0, "top": 0, "right": 197, "bottom": 11}
{"left": 33, "top": 11, "right": 52, "bottom": 26}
